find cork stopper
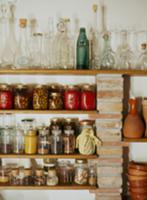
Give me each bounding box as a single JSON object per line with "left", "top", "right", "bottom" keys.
{"left": 48, "top": 169, "right": 57, "bottom": 177}
{"left": 141, "top": 43, "right": 147, "bottom": 50}
{"left": 35, "top": 169, "right": 43, "bottom": 176}
{"left": 92, "top": 4, "right": 98, "bottom": 13}
{"left": 24, "top": 168, "right": 32, "bottom": 176}
{"left": 19, "top": 18, "right": 27, "bottom": 28}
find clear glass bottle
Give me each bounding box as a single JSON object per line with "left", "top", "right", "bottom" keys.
{"left": 63, "top": 130, "right": 75, "bottom": 154}
{"left": 10, "top": 168, "right": 20, "bottom": 186}
{"left": 74, "top": 159, "right": 88, "bottom": 185}
{"left": 38, "top": 127, "right": 50, "bottom": 155}
{"left": 88, "top": 165, "right": 97, "bottom": 186}
{"left": 15, "top": 18, "right": 31, "bottom": 68}
{"left": 47, "top": 168, "right": 58, "bottom": 186}
{"left": 100, "top": 32, "right": 115, "bottom": 69}
{"left": 34, "top": 169, "right": 46, "bottom": 186}
{"left": 50, "top": 130, "right": 63, "bottom": 154}
{"left": 1, "top": 127, "right": 13, "bottom": 154}
{"left": 76, "top": 28, "right": 89, "bottom": 69}
{"left": 137, "top": 43, "right": 147, "bottom": 70}
{"left": 13, "top": 125, "right": 24, "bottom": 154}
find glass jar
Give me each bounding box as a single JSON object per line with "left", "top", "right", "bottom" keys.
{"left": 63, "top": 118, "right": 76, "bottom": 131}
{"left": 47, "top": 168, "right": 58, "bottom": 186}
{"left": 14, "top": 84, "right": 30, "bottom": 109}
{"left": 81, "top": 84, "right": 96, "bottom": 110}
{"left": 57, "top": 161, "right": 74, "bottom": 185}
{"left": 1, "top": 127, "right": 13, "bottom": 154}
{"left": 63, "top": 130, "right": 75, "bottom": 154}
{"left": 50, "top": 130, "right": 63, "bottom": 154}
{"left": 0, "top": 166, "right": 9, "bottom": 185}
{"left": 48, "top": 92, "right": 63, "bottom": 110}
{"left": 33, "top": 85, "right": 48, "bottom": 110}
{"left": 21, "top": 118, "right": 35, "bottom": 134}
{"left": 13, "top": 126, "right": 24, "bottom": 154}
{"left": 23, "top": 168, "right": 33, "bottom": 186}
{"left": 64, "top": 85, "right": 80, "bottom": 110}
{"left": 0, "top": 84, "right": 13, "bottom": 109}
{"left": 10, "top": 168, "right": 20, "bottom": 185}
{"left": 34, "top": 169, "right": 46, "bottom": 186}
{"left": 43, "top": 158, "right": 57, "bottom": 176}
{"left": 88, "top": 165, "right": 97, "bottom": 186}
{"left": 50, "top": 118, "right": 62, "bottom": 132}
{"left": 38, "top": 127, "right": 50, "bottom": 155}
{"left": 79, "top": 120, "right": 95, "bottom": 132}
{"left": 24, "top": 129, "right": 37, "bottom": 154}
{"left": 74, "top": 159, "right": 88, "bottom": 185}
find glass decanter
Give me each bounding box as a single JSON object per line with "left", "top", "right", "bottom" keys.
{"left": 100, "top": 32, "right": 115, "bottom": 69}
{"left": 116, "top": 30, "right": 135, "bottom": 69}
{"left": 1, "top": 2, "right": 17, "bottom": 68}
{"left": 137, "top": 43, "right": 147, "bottom": 70}
{"left": 15, "top": 18, "right": 31, "bottom": 68}
{"left": 53, "top": 18, "right": 74, "bottom": 69}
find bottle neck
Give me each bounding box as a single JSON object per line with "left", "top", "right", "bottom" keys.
{"left": 129, "top": 99, "right": 137, "bottom": 114}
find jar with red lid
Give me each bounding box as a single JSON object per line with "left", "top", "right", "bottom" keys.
{"left": 64, "top": 85, "right": 80, "bottom": 110}
{"left": 81, "top": 84, "right": 96, "bottom": 110}
{"left": 0, "top": 84, "right": 13, "bottom": 109}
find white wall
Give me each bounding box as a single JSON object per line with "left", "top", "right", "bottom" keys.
{"left": 1, "top": 0, "right": 147, "bottom": 199}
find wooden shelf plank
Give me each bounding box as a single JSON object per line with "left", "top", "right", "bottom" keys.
{"left": 0, "top": 154, "right": 97, "bottom": 159}
{"left": 123, "top": 138, "right": 147, "bottom": 143}
{"left": 0, "top": 185, "right": 97, "bottom": 190}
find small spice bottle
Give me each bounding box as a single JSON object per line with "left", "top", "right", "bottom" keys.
{"left": 10, "top": 168, "right": 20, "bottom": 186}
{"left": 24, "top": 129, "right": 37, "bottom": 154}
{"left": 88, "top": 165, "right": 97, "bottom": 186}
{"left": 38, "top": 127, "right": 50, "bottom": 155}
{"left": 34, "top": 169, "right": 46, "bottom": 186}
{"left": 63, "top": 130, "right": 75, "bottom": 154}
{"left": 23, "top": 168, "right": 33, "bottom": 186}
{"left": 47, "top": 168, "right": 58, "bottom": 186}
{"left": 74, "top": 159, "right": 88, "bottom": 185}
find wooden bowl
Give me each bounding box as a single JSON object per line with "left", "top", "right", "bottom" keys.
{"left": 128, "top": 168, "right": 147, "bottom": 176}
{"left": 130, "top": 187, "right": 147, "bottom": 194}
{"left": 129, "top": 180, "right": 147, "bottom": 187}
{"left": 129, "top": 161, "right": 147, "bottom": 171}
{"left": 128, "top": 174, "right": 147, "bottom": 181}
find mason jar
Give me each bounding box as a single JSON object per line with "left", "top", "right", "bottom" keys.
{"left": 1, "top": 127, "right": 13, "bottom": 154}
{"left": 24, "top": 129, "right": 37, "bottom": 154}
{"left": 74, "top": 159, "right": 88, "bottom": 185}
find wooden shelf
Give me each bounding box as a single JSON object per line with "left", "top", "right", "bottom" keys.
{"left": 0, "top": 69, "right": 147, "bottom": 76}
{"left": 0, "top": 185, "right": 97, "bottom": 190}
{"left": 0, "top": 154, "right": 97, "bottom": 159}
{"left": 123, "top": 138, "right": 147, "bottom": 143}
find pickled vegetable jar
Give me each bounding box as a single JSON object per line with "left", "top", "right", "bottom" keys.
{"left": 48, "top": 92, "right": 63, "bottom": 110}
{"left": 63, "top": 130, "right": 75, "bottom": 154}
{"left": 0, "top": 84, "right": 13, "bottom": 109}
{"left": 24, "top": 129, "right": 37, "bottom": 154}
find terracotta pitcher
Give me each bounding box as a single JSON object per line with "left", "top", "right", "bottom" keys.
{"left": 142, "top": 99, "right": 147, "bottom": 137}
{"left": 123, "top": 98, "right": 145, "bottom": 139}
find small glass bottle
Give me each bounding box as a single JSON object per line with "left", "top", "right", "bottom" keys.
{"left": 50, "top": 130, "right": 63, "bottom": 154}
{"left": 63, "top": 130, "right": 75, "bottom": 154}
{"left": 38, "top": 127, "right": 50, "bottom": 155}
{"left": 34, "top": 169, "right": 46, "bottom": 186}
{"left": 76, "top": 28, "right": 89, "bottom": 69}
{"left": 47, "top": 168, "right": 58, "bottom": 186}
{"left": 15, "top": 18, "right": 31, "bottom": 68}
{"left": 23, "top": 168, "right": 33, "bottom": 186}
{"left": 1, "top": 127, "right": 13, "bottom": 154}
{"left": 13, "top": 125, "right": 24, "bottom": 154}
{"left": 137, "top": 43, "right": 147, "bottom": 70}
{"left": 88, "top": 165, "right": 97, "bottom": 186}
{"left": 24, "top": 129, "right": 37, "bottom": 154}
{"left": 0, "top": 84, "right": 13, "bottom": 109}
{"left": 0, "top": 166, "right": 9, "bottom": 185}
{"left": 10, "top": 168, "right": 20, "bottom": 186}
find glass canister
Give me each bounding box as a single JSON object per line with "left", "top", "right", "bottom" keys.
{"left": 21, "top": 118, "right": 35, "bottom": 135}
{"left": 48, "top": 92, "right": 63, "bottom": 110}
{"left": 50, "top": 118, "right": 62, "bottom": 131}
{"left": 50, "top": 130, "right": 63, "bottom": 154}
{"left": 13, "top": 126, "right": 24, "bottom": 154}
{"left": 64, "top": 85, "right": 80, "bottom": 110}
{"left": 1, "top": 127, "right": 13, "bottom": 154}
{"left": 0, "top": 84, "right": 13, "bottom": 109}
{"left": 0, "top": 166, "right": 9, "bottom": 185}
{"left": 88, "top": 165, "right": 97, "bottom": 186}
{"left": 14, "top": 84, "right": 30, "bottom": 110}
{"left": 63, "top": 130, "right": 75, "bottom": 154}
{"left": 47, "top": 168, "right": 58, "bottom": 186}
{"left": 43, "top": 158, "right": 57, "bottom": 176}
{"left": 74, "top": 159, "right": 88, "bottom": 185}
{"left": 10, "top": 168, "right": 20, "bottom": 185}
{"left": 34, "top": 169, "right": 46, "bottom": 186}
{"left": 57, "top": 161, "right": 74, "bottom": 185}
{"left": 24, "top": 129, "right": 37, "bottom": 154}
{"left": 38, "top": 127, "right": 50, "bottom": 155}
{"left": 33, "top": 85, "right": 48, "bottom": 110}
{"left": 81, "top": 84, "right": 96, "bottom": 110}
{"left": 23, "top": 168, "right": 33, "bottom": 186}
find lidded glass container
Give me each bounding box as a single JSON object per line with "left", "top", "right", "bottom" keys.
{"left": 21, "top": 118, "right": 35, "bottom": 135}
{"left": 47, "top": 168, "right": 58, "bottom": 186}
{"left": 63, "top": 129, "right": 75, "bottom": 154}
{"left": 23, "top": 168, "right": 33, "bottom": 186}
{"left": 74, "top": 159, "right": 88, "bottom": 185}
{"left": 1, "top": 127, "right": 13, "bottom": 154}
{"left": 13, "top": 125, "right": 24, "bottom": 154}
{"left": 137, "top": 43, "right": 147, "bottom": 70}
{"left": 50, "top": 130, "right": 63, "bottom": 154}
{"left": 88, "top": 165, "right": 97, "bottom": 186}
{"left": 10, "top": 168, "right": 20, "bottom": 185}
{"left": 64, "top": 85, "right": 80, "bottom": 110}
{"left": 48, "top": 92, "right": 63, "bottom": 110}
{"left": 34, "top": 168, "right": 46, "bottom": 186}
{"left": 33, "top": 85, "right": 48, "bottom": 110}
{"left": 38, "top": 126, "right": 50, "bottom": 155}
{"left": 14, "top": 84, "right": 30, "bottom": 109}
{"left": 0, "top": 166, "right": 10, "bottom": 185}
{"left": 0, "top": 84, "right": 13, "bottom": 109}
{"left": 24, "top": 129, "right": 37, "bottom": 154}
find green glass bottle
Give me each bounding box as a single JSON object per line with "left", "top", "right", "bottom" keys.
{"left": 76, "top": 28, "right": 89, "bottom": 69}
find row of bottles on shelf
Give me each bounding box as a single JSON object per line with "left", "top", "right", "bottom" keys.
{"left": 0, "top": 159, "right": 97, "bottom": 186}
{"left": 0, "top": 117, "right": 101, "bottom": 155}
{"left": 0, "top": 2, "right": 147, "bottom": 70}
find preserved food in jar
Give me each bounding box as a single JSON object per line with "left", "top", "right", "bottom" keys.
{"left": 10, "top": 168, "right": 20, "bottom": 185}
{"left": 63, "top": 130, "right": 75, "bottom": 154}
{"left": 0, "top": 166, "right": 9, "bottom": 185}
{"left": 38, "top": 127, "right": 50, "bottom": 154}
{"left": 1, "top": 127, "right": 13, "bottom": 154}
{"left": 48, "top": 92, "right": 63, "bottom": 110}
{"left": 33, "top": 85, "right": 48, "bottom": 110}
{"left": 81, "top": 84, "right": 96, "bottom": 110}
{"left": 47, "top": 168, "right": 58, "bottom": 186}
{"left": 64, "top": 86, "right": 80, "bottom": 110}
{"left": 0, "top": 84, "right": 13, "bottom": 109}
{"left": 74, "top": 159, "right": 88, "bottom": 185}
{"left": 88, "top": 165, "right": 97, "bottom": 186}
{"left": 23, "top": 168, "right": 33, "bottom": 185}
{"left": 34, "top": 169, "right": 46, "bottom": 186}
{"left": 50, "top": 118, "right": 62, "bottom": 131}
{"left": 14, "top": 84, "right": 30, "bottom": 109}
{"left": 50, "top": 130, "right": 63, "bottom": 154}
{"left": 24, "top": 129, "right": 37, "bottom": 154}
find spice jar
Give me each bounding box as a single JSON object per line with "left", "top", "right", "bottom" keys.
{"left": 38, "top": 127, "right": 50, "bottom": 154}
{"left": 0, "top": 166, "right": 9, "bottom": 185}
{"left": 64, "top": 85, "right": 80, "bottom": 110}
{"left": 50, "top": 118, "right": 62, "bottom": 131}
{"left": 33, "top": 85, "right": 48, "bottom": 110}
{"left": 81, "top": 84, "right": 96, "bottom": 110}
{"left": 14, "top": 84, "right": 30, "bottom": 109}
{"left": 0, "top": 84, "right": 13, "bottom": 109}
{"left": 47, "top": 168, "right": 58, "bottom": 186}
{"left": 23, "top": 168, "right": 33, "bottom": 186}
{"left": 63, "top": 130, "right": 75, "bottom": 154}
{"left": 57, "top": 161, "right": 74, "bottom": 185}
{"left": 13, "top": 126, "right": 24, "bottom": 154}
{"left": 24, "top": 129, "right": 37, "bottom": 154}
{"left": 10, "top": 168, "right": 20, "bottom": 185}
{"left": 48, "top": 92, "right": 63, "bottom": 110}
{"left": 50, "top": 130, "right": 63, "bottom": 154}
{"left": 74, "top": 159, "right": 88, "bottom": 185}
{"left": 34, "top": 169, "right": 46, "bottom": 186}
{"left": 43, "top": 158, "right": 57, "bottom": 176}
{"left": 1, "top": 127, "right": 13, "bottom": 154}
{"left": 88, "top": 165, "right": 97, "bottom": 186}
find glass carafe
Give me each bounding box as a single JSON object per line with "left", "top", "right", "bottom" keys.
{"left": 116, "top": 30, "right": 135, "bottom": 69}
{"left": 100, "top": 32, "right": 115, "bottom": 69}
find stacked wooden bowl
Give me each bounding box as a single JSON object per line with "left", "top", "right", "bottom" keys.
{"left": 128, "top": 161, "right": 147, "bottom": 200}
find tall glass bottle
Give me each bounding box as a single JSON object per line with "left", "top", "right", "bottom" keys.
{"left": 2, "top": 2, "right": 17, "bottom": 68}
{"left": 136, "top": 43, "right": 147, "bottom": 70}
{"left": 15, "top": 18, "right": 31, "bottom": 68}
{"left": 76, "top": 28, "right": 89, "bottom": 69}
